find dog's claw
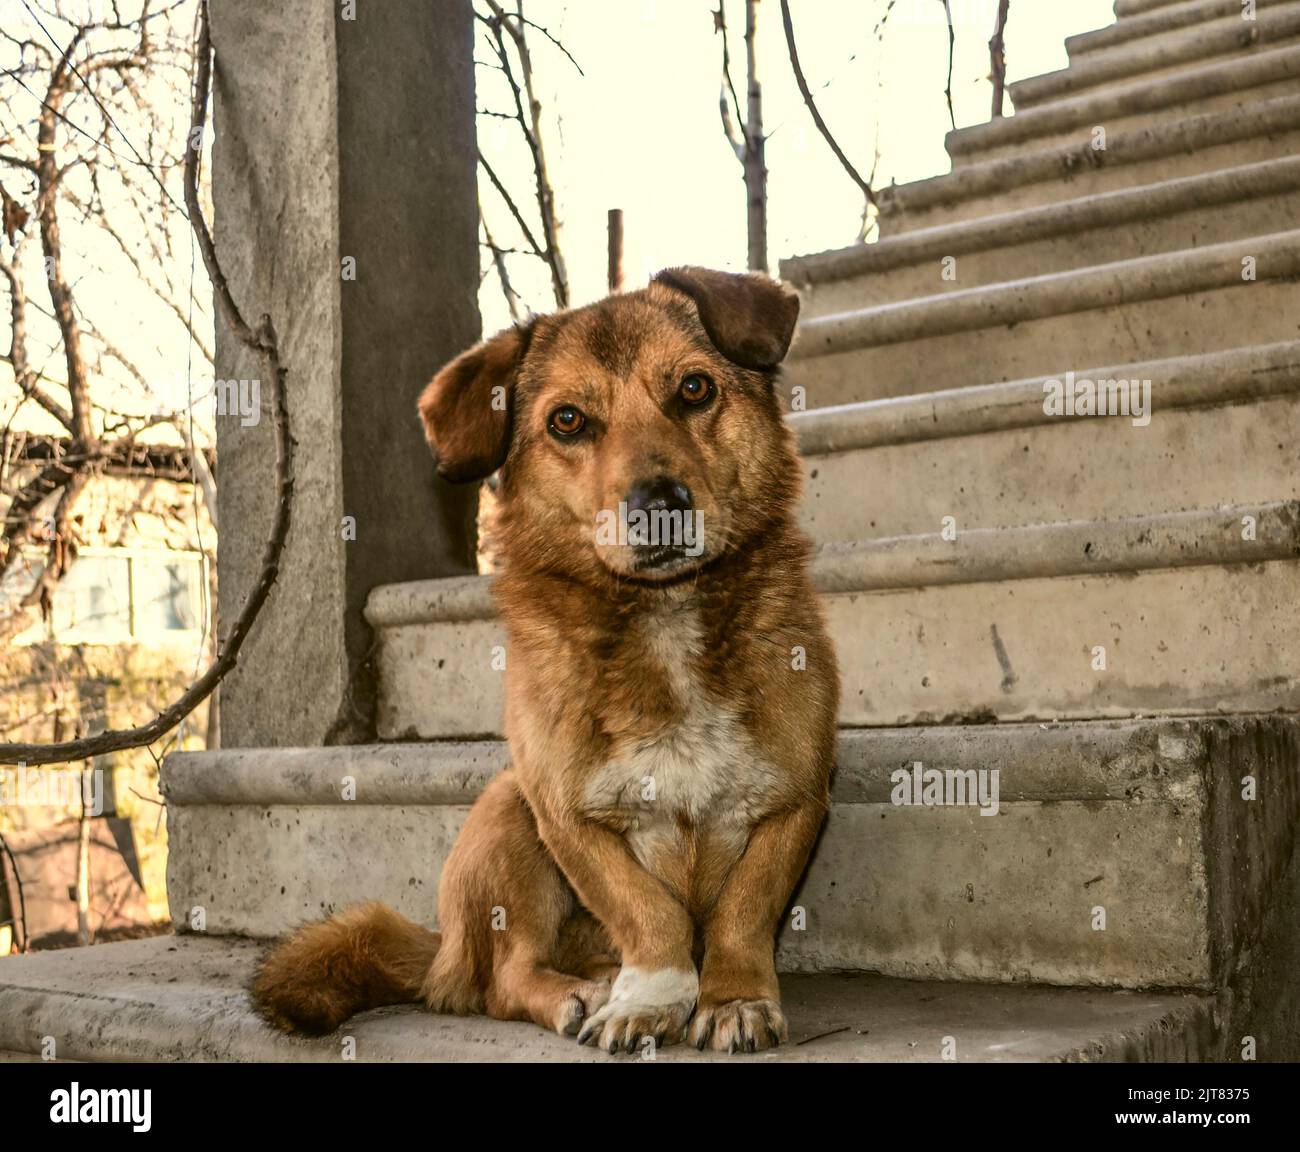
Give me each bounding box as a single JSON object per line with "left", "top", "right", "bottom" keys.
{"left": 574, "top": 1001, "right": 691, "bottom": 1055}
{"left": 557, "top": 978, "right": 611, "bottom": 1038}
{"left": 687, "top": 998, "right": 787, "bottom": 1055}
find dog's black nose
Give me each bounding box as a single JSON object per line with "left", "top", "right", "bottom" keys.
{"left": 625, "top": 476, "right": 693, "bottom": 517}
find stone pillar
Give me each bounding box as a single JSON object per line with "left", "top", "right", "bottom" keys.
{"left": 211, "top": 0, "right": 480, "bottom": 747}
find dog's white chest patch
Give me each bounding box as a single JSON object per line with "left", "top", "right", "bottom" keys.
{"left": 583, "top": 605, "right": 780, "bottom": 859}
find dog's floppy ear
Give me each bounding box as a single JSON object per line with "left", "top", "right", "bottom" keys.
{"left": 418, "top": 321, "right": 534, "bottom": 483}
{"left": 653, "top": 266, "right": 800, "bottom": 370}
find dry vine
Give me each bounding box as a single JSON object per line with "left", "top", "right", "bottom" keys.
{"left": 779, "top": 0, "right": 879, "bottom": 223}
{"left": 0, "top": 0, "right": 293, "bottom": 767}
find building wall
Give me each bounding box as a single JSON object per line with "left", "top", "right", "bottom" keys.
{"left": 0, "top": 472, "right": 214, "bottom": 948}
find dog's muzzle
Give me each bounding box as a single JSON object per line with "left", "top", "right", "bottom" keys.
{"left": 624, "top": 475, "right": 696, "bottom": 571}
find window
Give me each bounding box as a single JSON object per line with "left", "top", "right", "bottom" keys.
{"left": 2, "top": 548, "right": 208, "bottom": 646}
{"left": 133, "top": 557, "right": 201, "bottom": 634}
{"left": 52, "top": 554, "right": 133, "bottom": 641}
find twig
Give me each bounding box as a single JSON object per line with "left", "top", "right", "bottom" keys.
{"left": 0, "top": 0, "right": 294, "bottom": 767}
{"left": 990, "top": 0, "right": 1011, "bottom": 119}
{"left": 939, "top": 0, "right": 957, "bottom": 132}
{"left": 607, "top": 207, "right": 623, "bottom": 294}
{"left": 0, "top": 249, "right": 75, "bottom": 430}
{"left": 481, "top": 1, "right": 568, "bottom": 307}
{"left": 779, "top": 0, "right": 877, "bottom": 211}
{"left": 716, "top": 2, "right": 746, "bottom": 163}
{"left": 0, "top": 831, "right": 28, "bottom": 952}
{"left": 795, "top": 1024, "right": 850, "bottom": 1046}
{"left": 493, "top": 8, "right": 583, "bottom": 77}
{"left": 477, "top": 241, "right": 539, "bottom": 259}
{"left": 873, "top": 0, "right": 899, "bottom": 39}
{"left": 742, "top": 0, "right": 767, "bottom": 272}
{"left": 479, "top": 149, "right": 546, "bottom": 262}
{"left": 0, "top": 459, "right": 75, "bottom": 582}
{"left": 480, "top": 202, "right": 521, "bottom": 321}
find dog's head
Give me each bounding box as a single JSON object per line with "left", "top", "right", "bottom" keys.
{"left": 418, "top": 267, "right": 801, "bottom": 584}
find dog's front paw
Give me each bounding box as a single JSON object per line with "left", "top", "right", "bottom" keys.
{"left": 575, "top": 966, "right": 697, "bottom": 1055}
{"left": 688, "top": 998, "right": 787, "bottom": 1053}
{"left": 554, "top": 977, "right": 613, "bottom": 1036}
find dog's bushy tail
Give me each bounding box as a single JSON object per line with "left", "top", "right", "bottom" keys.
{"left": 250, "top": 901, "right": 442, "bottom": 1036}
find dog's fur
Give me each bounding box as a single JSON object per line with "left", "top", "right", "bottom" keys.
{"left": 249, "top": 267, "right": 840, "bottom": 1054}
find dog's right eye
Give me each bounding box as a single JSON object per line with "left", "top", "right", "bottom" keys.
{"left": 548, "top": 405, "right": 586, "bottom": 437}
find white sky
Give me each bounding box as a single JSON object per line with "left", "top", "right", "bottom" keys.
{"left": 0, "top": 0, "right": 206, "bottom": 440}
{"left": 1, "top": 0, "right": 1117, "bottom": 432}
{"left": 477, "top": 0, "right": 1116, "bottom": 328}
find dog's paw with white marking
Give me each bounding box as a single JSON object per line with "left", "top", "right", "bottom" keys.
{"left": 688, "top": 998, "right": 787, "bottom": 1054}
{"left": 575, "top": 966, "right": 698, "bottom": 1054}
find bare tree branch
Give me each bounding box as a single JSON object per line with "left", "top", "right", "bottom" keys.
{"left": 779, "top": 0, "right": 878, "bottom": 216}
{"left": 742, "top": 0, "right": 766, "bottom": 273}
{"left": 494, "top": 8, "right": 583, "bottom": 78}
{"left": 481, "top": 0, "right": 569, "bottom": 307}
{"left": 3, "top": 430, "right": 212, "bottom": 483}
{"left": 1, "top": 0, "right": 205, "bottom": 670}
{"left": 873, "top": 0, "right": 900, "bottom": 39}
{"left": 0, "top": 246, "right": 75, "bottom": 430}
{"left": 607, "top": 207, "right": 623, "bottom": 295}
{"left": 0, "top": 153, "right": 40, "bottom": 176}
{"left": 0, "top": 0, "right": 294, "bottom": 768}
{"left": 478, "top": 149, "right": 547, "bottom": 265}
{"left": 990, "top": 0, "right": 1011, "bottom": 119}
{"left": 36, "top": 28, "right": 101, "bottom": 449}
{"left": 480, "top": 202, "right": 522, "bottom": 322}
{"left": 715, "top": 2, "right": 746, "bottom": 163}
{"left": 65, "top": 185, "right": 215, "bottom": 363}
{"left": 939, "top": 0, "right": 957, "bottom": 132}
{"left": 0, "top": 456, "right": 74, "bottom": 581}
{"left": 714, "top": 1, "right": 767, "bottom": 272}
{"left": 19, "top": 466, "right": 83, "bottom": 609}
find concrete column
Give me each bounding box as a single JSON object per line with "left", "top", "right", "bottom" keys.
{"left": 211, "top": 0, "right": 480, "bottom": 747}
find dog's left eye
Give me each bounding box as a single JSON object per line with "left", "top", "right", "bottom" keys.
{"left": 679, "top": 374, "right": 714, "bottom": 406}
{"left": 548, "top": 405, "right": 586, "bottom": 437}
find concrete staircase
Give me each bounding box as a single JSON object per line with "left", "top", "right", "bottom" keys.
{"left": 3, "top": 0, "right": 1299, "bottom": 1061}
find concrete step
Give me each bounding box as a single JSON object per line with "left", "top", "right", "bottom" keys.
{"left": 153, "top": 718, "right": 1299, "bottom": 994}
{"left": 784, "top": 157, "right": 1300, "bottom": 314}
{"left": 791, "top": 342, "right": 1300, "bottom": 542}
{"left": 0, "top": 935, "right": 1224, "bottom": 1061}
{"left": 1069, "top": 0, "right": 1290, "bottom": 60}
{"left": 876, "top": 95, "right": 1300, "bottom": 236}
{"left": 368, "top": 502, "right": 1300, "bottom": 733}
{"left": 784, "top": 231, "right": 1300, "bottom": 407}
{"left": 949, "top": 43, "right": 1300, "bottom": 168}
{"left": 1012, "top": 3, "right": 1300, "bottom": 111}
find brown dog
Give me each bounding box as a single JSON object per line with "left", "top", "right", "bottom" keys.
{"left": 249, "top": 267, "right": 840, "bottom": 1055}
